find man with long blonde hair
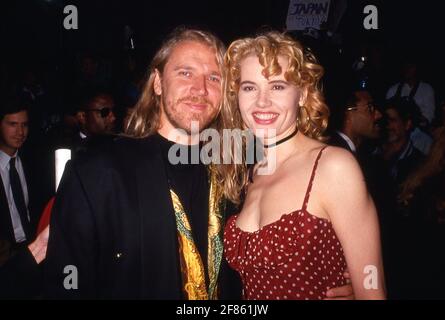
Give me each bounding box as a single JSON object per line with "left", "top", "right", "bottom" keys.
{"left": 44, "top": 27, "right": 239, "bottom": 300}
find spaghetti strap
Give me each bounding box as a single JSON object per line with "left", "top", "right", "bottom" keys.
{"left": 301, "top": 146, "right": 328, "bottom": 211}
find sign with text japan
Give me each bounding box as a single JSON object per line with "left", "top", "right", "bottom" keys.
{"left": 286, "top": 0, "right": 331, "bottom": 31}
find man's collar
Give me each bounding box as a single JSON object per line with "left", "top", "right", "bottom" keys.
{"left": 0, "top": 149, "right": 18, "bottom": 170}
{"left": 337, "top": 131, "right": 357, "bottom": 153}
{"left": 398, "top": 140, "right": 413, "bottom": 161}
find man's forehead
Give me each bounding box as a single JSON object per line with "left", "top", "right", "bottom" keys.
{"left": 3, "top": 111, "right": 28, "bottom": 121}
{"left": 90, "top": 95, "right": 114, "bottom": 107}
{"left": 355, "top": 90, "right": 372, "bottom": 101}
{"left": 385, "top": 107, "right": 401, "bottom": 118}
{"left": 167, "top": 41, "right": 220, "bottom": 71}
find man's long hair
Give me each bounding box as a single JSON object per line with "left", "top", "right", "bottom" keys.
{"left": 125, "top": 27, "right": 226, "bottom": 138}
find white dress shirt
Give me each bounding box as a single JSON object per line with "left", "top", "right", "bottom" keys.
{"left": 0, "top": 150, "right": 30, "bottom": 243}
{"left": 410, "top": 127, "right": 433, "bottom": 155}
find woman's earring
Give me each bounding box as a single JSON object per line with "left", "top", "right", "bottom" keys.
{"left": 300, "top": 106, "right": 311, "bottom": 122}
{"left": 297, "top": 105, "right": 310, "bottom": 126}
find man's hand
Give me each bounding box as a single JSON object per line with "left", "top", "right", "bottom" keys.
{"left": 324, "top": 271, "right": 355, "bottom": 300}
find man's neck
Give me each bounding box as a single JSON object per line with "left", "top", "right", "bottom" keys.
{"left": 0, "top": 145, "right": 18, "bottom": 157}
{"left": 383, "top": 139, "right": 409, "bottom": 161}
{"left": 157, "top": 127, "right": 200, "bottom": 146}
{"left": 386, "top": 138, "right": 408, "bottom": 157}
{"left": 342, "top": 128, "right": 361, "bottom": 150}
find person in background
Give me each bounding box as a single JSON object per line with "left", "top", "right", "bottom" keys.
{"left": 1, "top": 97, "right": 34, "bottom": 263}
{"left": 379, "top": 98, "right": 425, "bottom": 186}
{"left": 389, "top": 125, "right": 445, "bottom": 299}
{"left": 386, "top": 60, "right": 434, "bottom": 155}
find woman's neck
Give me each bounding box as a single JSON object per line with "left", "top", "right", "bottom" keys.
{"left": 263, "top": 130, "right": 305, "bottom": 169}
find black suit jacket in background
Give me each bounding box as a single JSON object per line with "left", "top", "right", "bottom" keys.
{"left": 43, "top": 135, "right": 241, "bottom": 299}
{"left": 328, "top": 131, "right": 355, "bottom": 154}
{"left": 0, "top": 150, "right": 51, "bottom": 298}
{"left": 0, "top": 151, "right": 49, "bottom": 257}
{"left": 0, "top": 246, "right": 41, "bottom": 298}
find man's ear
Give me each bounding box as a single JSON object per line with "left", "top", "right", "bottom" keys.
{"left": 153, "top": 69, "right": 162, "bottom": 96}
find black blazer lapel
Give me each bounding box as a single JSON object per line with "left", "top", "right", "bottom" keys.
{"left": 134, "top": 136, "right": 182, "bottom": 299}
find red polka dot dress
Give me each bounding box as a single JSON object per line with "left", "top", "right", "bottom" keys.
{"left": 224, "top": 147, "right": 348, "bottom": 300}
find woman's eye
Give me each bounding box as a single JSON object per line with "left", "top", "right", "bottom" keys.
{"left": 272, "top": 85, "right": 285, "bottom": 90}
{"left": 241, "top": 86, "right": 255, "bottom": 92}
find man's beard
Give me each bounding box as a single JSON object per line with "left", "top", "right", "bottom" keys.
{"left": 163, "top": 95, "right": 218, "bottom": 134}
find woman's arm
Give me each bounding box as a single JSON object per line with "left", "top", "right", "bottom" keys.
{"left": 28, "top": 225, "right": 49, "bottom": 264}
{"left": 320, "top": 148, "right": 386, "bottom": 300}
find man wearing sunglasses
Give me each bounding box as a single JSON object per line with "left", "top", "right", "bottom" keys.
{"left": 330, "top": 89, "right": 382, "bottom": 154}
{"left": 56, "top": 90, "right": 118, "bottom": 159}
{"left": 329, "top": 87, "right": 396, "bottom": 288}
{"left": 77, "top": 92, "right": 116, "bottom": 138}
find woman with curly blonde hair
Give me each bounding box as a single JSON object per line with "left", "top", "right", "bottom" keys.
{"left": 217, "top": 31, "right": 386, "bottom": 300}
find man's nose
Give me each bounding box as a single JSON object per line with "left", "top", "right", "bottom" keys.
{"left": 374, "top": 108, "right": 382, "bottom": 121}
{"left": 190, "top": 75, "right": 208, "bottom": 96}
{"left": 17, "top": 125, "right": 25, "bottom": 136}
{"left": 108, "top": 110, "right": 116, "bottom": 122}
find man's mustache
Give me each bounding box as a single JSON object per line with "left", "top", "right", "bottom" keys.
{"left": 177, "top": 96, "right": 212, "bottom": 107}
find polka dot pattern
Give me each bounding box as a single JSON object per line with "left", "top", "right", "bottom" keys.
{"left": 224, "top": 210, "right": 347, "bottom": 300}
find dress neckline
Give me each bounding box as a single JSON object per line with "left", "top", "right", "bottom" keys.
{"left": 232, "top": 209, "right": 331, "bottom": 235}
{"left": 232, "top": 146, "right": 330, "bottom": 235}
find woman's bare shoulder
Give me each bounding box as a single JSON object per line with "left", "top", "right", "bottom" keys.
{"left": 317, "top": 146, "right": 363, "bottom": 181}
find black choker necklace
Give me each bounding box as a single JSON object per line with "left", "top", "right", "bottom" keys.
{"left": 263, "top": 128, "right": 298, "bottom": 148}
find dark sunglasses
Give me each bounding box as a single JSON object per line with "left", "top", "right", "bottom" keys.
{"left": 85, "top": 107, "right": 113, "bottom": 118}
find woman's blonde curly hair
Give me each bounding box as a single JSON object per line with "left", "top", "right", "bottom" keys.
{"left": 212, "top": 31, "right": 330, "bottom": 205}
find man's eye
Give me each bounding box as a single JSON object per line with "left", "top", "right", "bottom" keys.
{"left": 179, "top": 71, "right": 191, "bottom": 77}
{"left": 208, "top": 75, "right": 221, "bottom": 83}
